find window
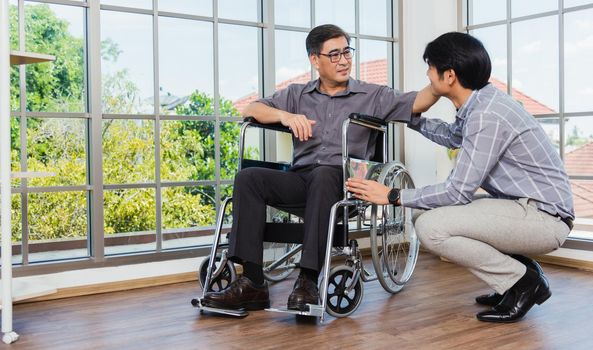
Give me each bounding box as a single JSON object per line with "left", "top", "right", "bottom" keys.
{"left": 10, "top": 1, "right": 89, "bottom": 264}
{"left": 9, "top": 1, "right": 401, "bottom": 271}
{"left": 466, "top": 1, "right": 593, "bottom": 244}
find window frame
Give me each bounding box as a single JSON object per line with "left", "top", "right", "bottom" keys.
{"left": 9, "top": 0, "right": 403, "bottom": 276}
{"left": 461, "top": 0, "right": 593, "bottom": 251}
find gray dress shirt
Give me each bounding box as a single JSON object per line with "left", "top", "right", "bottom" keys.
{"left": 403, "top": 83, "right": 575, "bottom": 220}
{"left": 257, "top": 78, "right": 418, "bottom": 166}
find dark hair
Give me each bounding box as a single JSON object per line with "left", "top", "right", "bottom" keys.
{"left": 423, "top": 32, "right": 491, "bottom": 90}
{"left": 306, "top": 24, "right": 350, "bottom": 56}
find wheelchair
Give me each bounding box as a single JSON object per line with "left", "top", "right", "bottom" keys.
{"left": 191, "top": 113, "right": 419, "bottom": 322}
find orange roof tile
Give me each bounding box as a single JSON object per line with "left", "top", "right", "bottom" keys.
{"left": 489, "top": 78, "right": 556, "bottom": 115}
{"left": 233, "top": 60, "right": 556, "bottom": 117}
{"left": 565, "top": 142, "right": 593, "bottom": 176}
{"left": 565, "top": 142, "right": 593, "bottom": 218}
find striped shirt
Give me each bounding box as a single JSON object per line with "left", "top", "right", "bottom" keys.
{"left": 401, "top": 83, "right": 575, "bottom": 220}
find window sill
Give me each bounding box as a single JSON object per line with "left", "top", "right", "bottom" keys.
{"left": 6, "top": 256, "right": 205, "bottom": 305}
{"left": 537, "top": 248, "right": 593, "bottom": 272}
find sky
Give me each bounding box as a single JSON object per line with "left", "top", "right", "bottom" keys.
{"left": 470, "top": 0, "right": 593, "bottom": 144}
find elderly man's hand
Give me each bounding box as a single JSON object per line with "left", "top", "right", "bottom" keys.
{"left": 345, "top": 178, "right": 391, "bottom": 205}
{"left": 280, "top": 112, "right": 316, "bottom": 141}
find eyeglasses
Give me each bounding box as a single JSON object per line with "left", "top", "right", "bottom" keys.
{"left": 318, "top": 47, "right": 355, "bottom": 63}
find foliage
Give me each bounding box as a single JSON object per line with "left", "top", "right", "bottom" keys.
{"left": 8, "top": 4, "right": 248, "bottom": 242}
{"left": 21, "top": 4, "right": 85, "bottom": 112}
{"left": 566, "top": 123, "right": 593, "bottom": 148}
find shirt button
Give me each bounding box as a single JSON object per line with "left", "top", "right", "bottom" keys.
{"left": 316, "top": 160, "right": 321, "bottom": 164}
{"left": 322, "top": 147, "right": 326, "bottom": 150}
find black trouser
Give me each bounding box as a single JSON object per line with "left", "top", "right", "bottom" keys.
{"left": 228, "top": 164, "right": 343, "bottom": 272}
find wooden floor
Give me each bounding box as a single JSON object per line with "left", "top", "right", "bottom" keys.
{"left": 2, "top": 252, "right": 593, "bottom": 350}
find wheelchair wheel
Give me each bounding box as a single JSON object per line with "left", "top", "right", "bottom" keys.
{"left": 198, "top": 254, "right": 237, "bottom": 292}
{"left": 370, "top": 162, "right": 420, "bottom": 294}
{"left": 325, "top": 265, "right": 364, "bottom": 318}
{"left": 262, "top": 242, "right": 302, "bottom": 282}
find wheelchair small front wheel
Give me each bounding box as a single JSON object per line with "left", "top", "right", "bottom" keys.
{"left": 198, "top": 254, "right": 237, "bottom": 292}
{"left": 325, "top": 265, "right": 364, "bottom": 318}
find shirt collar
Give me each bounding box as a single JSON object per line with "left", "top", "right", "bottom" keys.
{"left": 456, "top": 83, "right": 492, "bottom": 119}
{"left": 303, "top": 78, "right": 367, "bottom": 96}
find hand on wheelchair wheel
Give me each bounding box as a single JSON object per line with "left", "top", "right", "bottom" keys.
{"left": 345, "top": 178, "right": 391, "bottom": 205}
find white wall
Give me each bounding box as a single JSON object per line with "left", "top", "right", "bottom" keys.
{"left": 402, "top": 0, "right": 459, "bottom": 187}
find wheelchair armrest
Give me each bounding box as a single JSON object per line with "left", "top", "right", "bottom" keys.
{"left": 241, "top": 159, "right": 291, "bottom": 171}
{"left": 243, "top": 116, "right": 292, "bottom": 134}
{"left": 348, "top": 113, "right": 388, "bottom": 131}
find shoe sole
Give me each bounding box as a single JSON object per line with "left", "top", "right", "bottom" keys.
{"left": 287, "top": 300, "right": 317, "bottom": 311}
{"left": 202, "top": 299, "right": 270, "bottom": 311}
{"left": 535, "top": 288, "right": 551, "bottom": 305}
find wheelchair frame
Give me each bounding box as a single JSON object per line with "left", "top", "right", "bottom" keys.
{"left": 192, "top": 113, "right": 419, "bottom": 322}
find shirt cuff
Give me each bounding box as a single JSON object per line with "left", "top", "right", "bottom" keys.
{"left": 407, "top": 115, "right": 425, "bottom": 131}
{"left": 400, "top": 91, "right": 418, "bottom": 123}
{"left": 255, "top": 98, "right": 273, "bottom": 107}
{"left": 399, "top": 188, "right": 415, "bottom": 208}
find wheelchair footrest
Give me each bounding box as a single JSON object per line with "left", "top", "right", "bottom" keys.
{"left": 265, "top": 304, "right": 324, "bottom": 317}
{"left": 191, "top": 298, "right": 249, "bottom": 317}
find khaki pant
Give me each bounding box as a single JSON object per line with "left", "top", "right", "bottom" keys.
{"left": 413, "top": 197, "right": 570, "bottom": 294}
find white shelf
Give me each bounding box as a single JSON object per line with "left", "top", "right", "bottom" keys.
{"left": 9, "top": 51, "right": 55, "bottom": 65}
{"left": 2, "top": 5, "right": 57, "bottom": 341}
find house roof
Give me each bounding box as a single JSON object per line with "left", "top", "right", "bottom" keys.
{"left": 565, "top": 142, "right": 593, "bottom": 218}
{"left": 232, "top": 59, "right": 556, "bottom": 116}
{"left": 233, "top": 59, "right": 389, "bottom": 114}
{"left": 571, "top": 180, "right": 593, "bottom": 218}
{"left": 565, "top": 142, "right": 593, "bottom": 175}
{"left": 488, "top": 79, "right": 556, "bottom": 115}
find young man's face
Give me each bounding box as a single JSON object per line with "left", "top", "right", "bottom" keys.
{"left": 426, "top": 64, "right": 450, "bottom": 96}
{"left": 310, "top": 36, "right": 352, "bottom": 85}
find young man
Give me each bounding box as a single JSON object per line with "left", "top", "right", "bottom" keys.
{"left": 346, "top": 32, "right": 574, "bottom": 323}
{"left": 201, "top": 24, "right": 437, "bottom": 312}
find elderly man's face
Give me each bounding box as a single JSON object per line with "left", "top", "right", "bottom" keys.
{"left": 310, "top": 36, "right": 352, "bottom": 85}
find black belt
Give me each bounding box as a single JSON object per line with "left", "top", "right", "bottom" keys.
{"left": 558, "top": 215, "right": 574, "bottom": 231}
{"left": 540, "top": 208, "right": 574, "bottom": 231}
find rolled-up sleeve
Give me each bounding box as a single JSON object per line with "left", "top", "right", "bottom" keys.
{"left": 256, "top": 85, "right": 297, "bottom": 113}
{"left": 379, "top": 88, "right": 418, "bottom": 123}
{"left": 400, "top": 113, "right": 514, "bottom": 209}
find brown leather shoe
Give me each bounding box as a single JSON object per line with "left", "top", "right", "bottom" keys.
{"left": 287, "top": 274, "right": 319, "bottom": 311}
{"left": 202, "top": 276, "right": 270, "bottom": 310}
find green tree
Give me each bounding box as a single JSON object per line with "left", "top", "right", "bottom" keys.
{"left": 14, "top": 4, "right": 85, "bottom": 112}
{"left": 9, "top": 3, "right": 248, "bottom": 241}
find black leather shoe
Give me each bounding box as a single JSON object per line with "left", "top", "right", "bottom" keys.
{"left": 475, "top": 255, "right": 546, "bottom": 307}
{"left": 476, "top": 267, "right": 551, "bottom": 323}
{"left": 202, "top": 276, "right": 270, "bottom": 310}
{"left": 287, "top": 274, "right": 319, "bottom": 311}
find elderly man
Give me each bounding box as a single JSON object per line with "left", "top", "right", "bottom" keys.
{"left": 202, "top": 24, "right": 437, "bottom": 312}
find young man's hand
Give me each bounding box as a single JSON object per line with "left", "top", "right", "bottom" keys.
{"left": 412, "top": 84, "right": 440, "bottom": 114}
{"left": 345, "top": 178, "right": 391, "bottom": 205}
